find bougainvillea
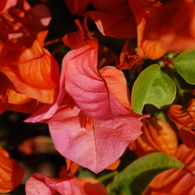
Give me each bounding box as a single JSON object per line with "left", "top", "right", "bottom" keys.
{"left": 1, "top": 0, "right": 195, "bottom": 194}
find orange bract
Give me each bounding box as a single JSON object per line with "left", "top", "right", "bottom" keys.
{"left": 144, "top": 144, "right": 195, "bottom": 195}
{"left": 168, "top": 99, "right": 195, "bottom": 148}
{"left": 144, "top": 0, "right": 195, "bottom": 51}
{"left": 128, "top": 0, "right": 166, "bottom": 59}
{"left": 78, "top": 177, "right": 108, "bottom": 195}
{"left": 129, "top": 117, "right": 178, "bottom": 156}
{"left": 0, "top": 31, "right": 60, "bottom": 104}
{"left": 0, "top": 147, "right": 24, "bottom": 193}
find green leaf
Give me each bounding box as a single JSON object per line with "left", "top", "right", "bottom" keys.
{"left": 131, "top": 64, "right": 176, "bottom": 114}
{"left": 173, "top": 50, "right": 195, "bottom": 84}
{"left": 107, "top": 152, "right": 184, "bottom": 195}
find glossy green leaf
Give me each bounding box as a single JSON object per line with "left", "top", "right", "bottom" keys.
{"left": 107, "top": 152, "right": 184, "bottom": 195}
{"left": 173, "top": 50, "right": 195, "bottom": 84}
{"left": 131, "top": 64, "right": 176, "bottom": 114}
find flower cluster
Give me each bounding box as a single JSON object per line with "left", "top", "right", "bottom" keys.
{"left": 1, "top": 0, "right": 195, "bottom": 194}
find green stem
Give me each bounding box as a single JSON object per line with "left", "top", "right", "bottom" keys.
{"left": 98, "top": 170, "right": 118, "bottom": 183}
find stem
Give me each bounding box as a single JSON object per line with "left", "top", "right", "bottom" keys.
{"left": 98, "top": 170, "right": 118, "bottom": 183}
{"left": 51, "top": 44, "right": 66, "bottom": 56}
{"left": 44, "top": 37, "right": 63, "bottom": 47}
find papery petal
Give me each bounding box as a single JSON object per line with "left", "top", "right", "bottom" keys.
{"left": 26, "top": 173, "right": 86, "bottom": 195}
{"left": 130, "top": 118, "right": 178, "bottom": 157}
{"left": 168, "top": 99, "right": 195, "bottom": 148}
{"left": 64, "top": 159, "right": 79, "bottom": 176}
{"left": 144, "top": 0, "right": 195, "bottom": 51}
{"left": 128, "top": 0, "right": 148, "bottom": 58}
{"left": 62, "top": 19, "right": 84, "bottom": 49}
{"left": 144, "top": 144, "right": 195, "bottom": 195}
{"left": 7, "top": 85, "right": 31, "bottom": 105}
{"left": 64, "top": 0, "right": 90, "bottom": 15}
{"left": 0, "top": 0, "right": 17, "bottom": 13}
{"left": 0, "top": 73, "right": 42, "bottom": 114}
{"left": 24, "top": 56, "right": 73, "bottom": 123}
{"left": 0, "top": 100, "right": 42, "bottom": 114}
{"left": 0, "top": 18, "right": 8, "bottom": 42}
{"left": 141, "top": 39, "right": 167, "bottom": 60}
{"left": 86, "top": 0, "right": 137, "bottom": 38}
{"left": 63, "top": 40, "right": 141, "bottom": 120}
{"left": 0, "top": 31, "right": 60, "bottom": 104}
{"left": 87, "top": 10, "right": 137, "bottom": 39}
{"left": 78, "top": 177, "right": 108, "bottom": 195}
{"left": 21, "top": 4, "right": 52, "bottom": 30}
{"left": 128, "top": 0, "right": 165, "bottom": 59}
{"left": 106, "top": 159, "right": 120, "bottom": 171}
{"left": 6, "top": 1, "right": 51, "bottom": 44}
{"left": 0, "top": 147, "right": 24, "bottom": 193}
{"left": 47, "top": 105, "right": 142, "bottom": 173}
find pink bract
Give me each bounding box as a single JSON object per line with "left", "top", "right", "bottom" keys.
{"left": 25, "top": 173, "right": 86, "bottom": 195}
{"left": 63, "top": 40, "right": 141, "bottom": 120}
{"left": 47, "top": 105, "right": 142, "bottom": 173}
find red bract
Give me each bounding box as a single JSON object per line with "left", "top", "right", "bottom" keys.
{"left": 64, "top": 0, "right": 137, "bottom": 39}
{"left": 0, "top": 0, "right": 17, "bottom": 14}
{"left": 3, "top": 1, "right": 52, "bottom": 44}
{"left": 144, "top": 0, "right": 195, "bottom": 51}
{"left": 63, "top": 39, "right": 141, "bottom": 120}
{"left": 64, "top": 0, "right": 90, "bottom": 15}
{"left": 144, "top": 144, "right": 195, "bottom": 194}
{"left": 0, "top": 0, "right": 18, "bottom": 41}
{"left": 47, "top": 105, "right": 142, "bottom": 173}
{"left": 86, "top": 0, "right": 137, "bottom": 38}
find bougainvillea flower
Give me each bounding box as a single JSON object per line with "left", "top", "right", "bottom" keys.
{"left": 128, "top": 0, "right": 167, "bottom": 59}
{"left": 78, "top": 177, "right": 108, "bottom": 195}
{"left": 129, "top": 117, "right": 178, "bottom": 157}
{"left": 26, "top": 173, "right": 86, "bottom": 195}
{"left": 0, "top": 31, "right": 60, "bottom": 104}
{"left": 26, "top": 172, "right": 108, "bottom": 195}
{"left": 0, "top": 0, "right": 17, "bottom": 14}
{"left": 24, "top": 59, "right": 73, "bottom": 123}
{"left": 47, "top": 105, "right": 142, "bottom": 173}
{"left": 63, "top": 39, "right": 141, "bottom": 120}
{"left": 62, "top": 16, "right": 93, "bottom": 50}
{"left": 64, "top": 0, "right": 90, "bottom": 15}
{"left": 0, "top": 18, "right": 8, "bottom": 42}
{"left": 0, "top": 147, "right": 24, "bottom": 193}
{"left": 0, "top": 0, "right": 18, "bottom": 41}
{"left": 144, "top": 0, "right": 195, "bottom": 51}
{"left": 144, "top": 144, "right": 195, "bottom": 194}
{"left": 64, "top": 0, "right": 137, "bottom": 39}
{"left": 116, "top": 39, "right": 144, "bottom": 71}
{"left": 1, "top": 1, "right": 52, "bottom": 44}
{"left": 63, "top": 19, "right": 85, "bottom": 49}
{"left": 168, "top": 98, "right": 195, "bottom": 148}
{"left": 86, "top": 0, "right": 137, "bottom": 38}
{"left": 0, "top": 72, "right": 42, "bottom": 114}
{"left": 25, "top": 37, "right": 143, "bottom": 173}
